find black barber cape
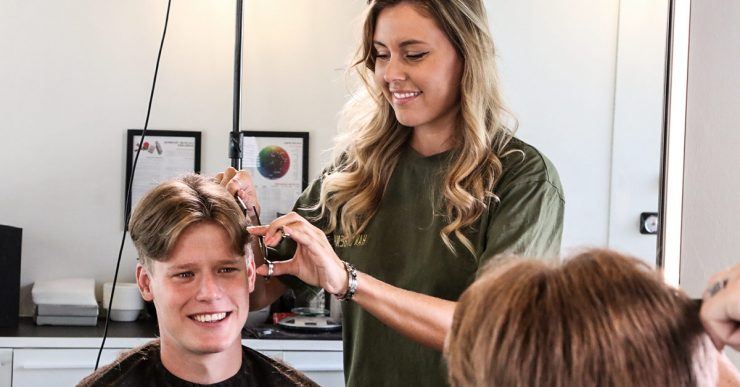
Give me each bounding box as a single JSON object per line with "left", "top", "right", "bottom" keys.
{"left": 77, "top": 340, "right": 318, "bottom": 387}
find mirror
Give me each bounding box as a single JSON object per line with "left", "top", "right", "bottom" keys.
{"left": 242, "top": 0, "right": 670, "bottom": 263}
{"left": 0, "top": 0, "right": 669, "bottom": 315}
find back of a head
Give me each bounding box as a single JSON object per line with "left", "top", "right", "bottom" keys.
{"left": 129, "top": 174, "right": 248, "bottom": 266}
{"left": 446, "top": 249, "right": 713, "bottom": 387}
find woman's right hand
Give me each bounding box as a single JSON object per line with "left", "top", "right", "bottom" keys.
{"left": 700, "top": 264, "right": 740, "bottom": 351}
{"left": 215, "top": 167, "right": 260, "bottom": 219}
{"left": 217, "top": 168, "right": 289, "bottom": 311}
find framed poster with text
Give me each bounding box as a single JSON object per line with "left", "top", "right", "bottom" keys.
{"left": 241, "top": 131, "right": 309, "bottom": 223}
{"left": 125, "top": 129, "right": 201, "bottom": 223}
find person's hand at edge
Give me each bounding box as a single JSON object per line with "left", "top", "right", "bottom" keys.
{"left": 701, "top": 264, "right": 740, "bottom": 351}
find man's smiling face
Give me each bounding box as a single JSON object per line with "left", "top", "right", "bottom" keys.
{"left": 137, "top": 221, "right": 255, "bottom": 355}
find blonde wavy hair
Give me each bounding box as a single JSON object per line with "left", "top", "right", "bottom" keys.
{"left": 310, "top": 0, "right": 515, "bottom": 255}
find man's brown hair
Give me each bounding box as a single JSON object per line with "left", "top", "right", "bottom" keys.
{"left": 129, "top": 174, "right": 249, "bottom": 267}
{"left": 445, "top": 249, "right": 712, "bottom": 387}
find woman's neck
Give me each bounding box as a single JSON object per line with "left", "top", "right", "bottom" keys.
{"left": 410, "top": 110, "right": 458, "bottom": 156}
{"left": 410, "top": 126, "right": 455, "bottom": 157}
{"left": 160, "top": 339, "right": 243, "bottom": 384}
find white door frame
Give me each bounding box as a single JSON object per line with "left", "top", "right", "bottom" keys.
{"left": 658, "top": 0, "right": 691, "bottom": 287}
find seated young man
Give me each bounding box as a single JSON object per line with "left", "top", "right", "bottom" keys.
{"left": 444, "top": 249, "right": 740, "bottom": 387}
{"left": 79, "top": 174, "right": 317, "bottom": 386}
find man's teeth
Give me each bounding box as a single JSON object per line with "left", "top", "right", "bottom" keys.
{"left": 192, "top": 312, "right": 227, "bottom": 323}
{"left": 393, "top": 91, "right": 421, "bottom": 99}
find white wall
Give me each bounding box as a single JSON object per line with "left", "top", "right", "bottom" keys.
{"left": 0, "top": 0, "right": 663, "bottom": 314}
{"left": 0, "top": 0, "right": 364, "bottom": 315}
{"left": 488, "top": 0, "right": 667, "bottom": 261}
{"left": 242, "top": 1, "right": 365, "bottom": 175}
{"left": 487, "top": 0, "right": 620, "bottom": 252}
{"left": 680, "top": 0, "right": 740, "bottom": 367}
{"left": 608, "top": 0, "right": 667, "bottom": 263}
{"left": 680, "top": 0, "right": 740, "bottom": 296}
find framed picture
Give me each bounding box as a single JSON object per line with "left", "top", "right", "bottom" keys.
{"left": 241, "top": 131, "right": 309, "bottom": 223}
{"left": 125, "top": 129, "right": 201, "bottom": 221}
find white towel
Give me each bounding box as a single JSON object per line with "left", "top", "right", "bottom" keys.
{"left": 32, "top": 278, "right": 98, "bottom": 307}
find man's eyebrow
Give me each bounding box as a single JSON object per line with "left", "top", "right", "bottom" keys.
{"left": 167, "top": 263, "right": 196, "bottom": 272}
{"left": 373, "top": 39, "right": 428, "bottom": 48}
{"left": 215, "top": 258, "right": 242, "bottom": 265}
{"left": 166, "top": 258, "right": 241, "bottom": 272}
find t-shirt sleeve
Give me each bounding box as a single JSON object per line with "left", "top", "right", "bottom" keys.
{"left": 478, "top": 178, "right": 564, "bottom": 269}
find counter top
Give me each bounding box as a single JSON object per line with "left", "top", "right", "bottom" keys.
{"left": 0, "top": 318, "right": 342, "bottom": 351}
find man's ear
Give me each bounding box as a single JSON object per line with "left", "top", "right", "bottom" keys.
{"left": 246, "top": 245, "right": 256, "bottom": 293}
{"left": 136, "top": 263, "right": 154, "bottom": 302}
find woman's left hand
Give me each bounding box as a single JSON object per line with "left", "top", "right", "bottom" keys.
{"left": 247, "top": 212, "right": 349, "bottom": 295}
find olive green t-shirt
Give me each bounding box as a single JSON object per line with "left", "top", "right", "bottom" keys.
{"left": 287, "top": 137, "right": 564, "bottom": 387}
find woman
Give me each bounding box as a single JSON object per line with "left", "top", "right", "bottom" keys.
{"left": 220, "top": 1, "right": 564, "bottom": 385}
{"left": 444, "top": 249, "right": 740, "bottom": 386}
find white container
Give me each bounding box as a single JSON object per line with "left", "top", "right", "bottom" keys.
{"left": 245, "top": 306, "right": 270, "bottom": 328}
{"left": 32, "top": 278, "right": 97, "bottom": 307}
{"left": 102, "top": 282, "right": 144, "bottom": 322}
{"left": 329, "top": 296, "right": 342, "bottom": 323}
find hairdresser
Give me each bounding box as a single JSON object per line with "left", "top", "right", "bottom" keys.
{"left": 702, "top": 263, "right": 740, "bottom": 352}
{"left": 217, "top": 1, "right": 563, "bottom": 386}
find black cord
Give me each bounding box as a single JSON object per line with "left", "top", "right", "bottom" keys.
{"left": 95, "top": 0, "right": 172, "bottom": 370}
